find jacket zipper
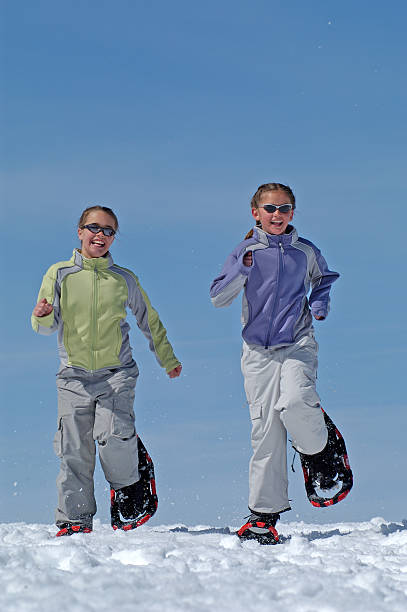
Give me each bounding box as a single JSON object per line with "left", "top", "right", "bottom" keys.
{"left": 265, "top": 241, "right": 284, "bottom": 349}
{"left": 90, "top": 267, "right": 98, "bottom": 371}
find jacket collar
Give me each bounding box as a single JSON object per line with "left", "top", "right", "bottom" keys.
{"left": 72, "top": 249, "right": 114, "bottom": 269}
{"left": 254, "top": 225, "right": 298, "bottom": 247}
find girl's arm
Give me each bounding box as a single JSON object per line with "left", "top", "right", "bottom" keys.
{"left": 127, "top": 273, "right": 181, "bottom": 376}
{"left": 210, "top": 247, "right": 252, "bottom": 308}
{"left": 31, "top": 268, "right": 60, "bottom": 335}
{"left": 308, "top": 248, "right": 339, "bottom": 319}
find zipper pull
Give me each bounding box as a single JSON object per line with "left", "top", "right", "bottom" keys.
{"left": 279, "top": 242, "right": 284, "bottom": 253}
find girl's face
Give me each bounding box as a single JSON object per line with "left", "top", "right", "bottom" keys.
{"left": 77, "top": 210, "right": 117, "bottom": 258}
{"left": 252, "top": 190, "right": 294, "bottom": 235}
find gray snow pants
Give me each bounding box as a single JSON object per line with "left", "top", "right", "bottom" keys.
{"left": 54, "top": 362, "right": 140, "bottom": 527}
{"left": 241, "top": 333, "right": 328, "bottom": 515}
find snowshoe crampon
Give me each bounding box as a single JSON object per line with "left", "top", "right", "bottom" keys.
{"left": 56, "top": 524, "right": 92, "bottom": 537}
{"left": 300, "top": 408, "right": 353, "bottom": 508}
{"left": 110, "top": 436, "right": 158, "bottom": 531}
{"left": 237, "top": 513, "right": 280, "bottom": 545}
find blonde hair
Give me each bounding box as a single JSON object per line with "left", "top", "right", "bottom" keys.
{"left": 245, "top": 182, "right": 295, "bottom": 239}
{"left": 78, "top": 205, "right": 119, "bottom": 231}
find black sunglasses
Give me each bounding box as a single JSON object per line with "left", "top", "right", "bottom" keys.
{"left": 82, "top": 223, "right": 116, "bottom": 237}
{"left": 258, "top": 204, "right": 293, "bottom": 214}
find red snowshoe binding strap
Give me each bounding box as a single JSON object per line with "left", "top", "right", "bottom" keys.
{"left": 110, "top": 435, "right": 158, "bottom": 531}
{"left": 300, "top": 408, "right": 353, "bottom": 508}
{"left": 237, "top": 513, "right": 280, "bottom": 545}
{"left": 56, "top": 524, "right": 92, "bottom": 537}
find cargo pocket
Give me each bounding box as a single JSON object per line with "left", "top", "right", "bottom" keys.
{"left": 53, "top": 418, "right": 63, "bottom": 458}
{"left": 112, "top": 393, "right": 136, "bottom": 440}
{"left": 248, "top": 401, "right": 263, "bottom": 443}
{"left": 248, "top": 401, "right": 262, "bottom": 421}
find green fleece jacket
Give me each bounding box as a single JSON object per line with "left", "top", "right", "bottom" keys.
{"left": 32, "top": 250, "right": 180, "bottom": 373}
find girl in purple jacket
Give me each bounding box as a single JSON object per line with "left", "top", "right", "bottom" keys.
{"left": 210, "top": 182, "right": 340, "bottom": 544}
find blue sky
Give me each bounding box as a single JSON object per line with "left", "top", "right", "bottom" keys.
{"left": 1, "top": 0, "right": 406, "bottom": 527}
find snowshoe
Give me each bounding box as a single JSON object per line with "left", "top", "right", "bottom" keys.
{"left": 299, "top": 408, "right": 353, "bottom": 508}
{"left": 110, "top": 435, "right": 158, "bottom": 531}
{"left": 56, "top": 523, "right": 92, "bottom": 537}
{"left": 236, "top": 511, "right": 280, "bottom": 545}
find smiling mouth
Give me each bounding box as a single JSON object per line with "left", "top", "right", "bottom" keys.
{"left": 91, "top": 239, "right": 106, "bottom": 247}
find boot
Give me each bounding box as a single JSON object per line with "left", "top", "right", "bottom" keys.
{"left": 236, "top": 510, "right": 280, "bottom": 545}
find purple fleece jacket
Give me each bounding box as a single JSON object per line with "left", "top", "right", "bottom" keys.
{"left": 210, "top": 226, "right": 339, "bottom": 349}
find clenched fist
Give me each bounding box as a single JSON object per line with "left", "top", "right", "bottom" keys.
{"left": 167, "top": 365, "right": 182, "bottom": 379}
{"left": 33, "top": 298, "right": 53, "bottom": 317}
{"left": 243, "top": 251, "right": 253, "bottom": 267}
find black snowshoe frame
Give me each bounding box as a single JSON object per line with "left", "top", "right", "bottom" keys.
{"left": 110, "top": 436, "right": 158, "bottom": 531}
{"left": 300, "top": 408, "right": 353, "bottom": 508}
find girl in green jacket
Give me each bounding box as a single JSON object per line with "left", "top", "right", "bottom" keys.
{"left": 32, "top": 205, "right": 181, "bottom": 536}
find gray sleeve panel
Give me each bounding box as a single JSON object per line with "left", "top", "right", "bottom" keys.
{"left": 211, "top": 273, "right": 248, "bottom": 308}
{"left": 211, "top": 243, "right": 267, "bottom": 308}
{"left": 110, "top": 266, "right": 152, "bottom": 331}
{"left": 292, "top": 240, "right": 339, "bottom": 317}
{"left": 57, "top": 264, "right": 82, "bottom": 284}
{"left": 241, "top": 292, "right": 249, "bottom": 327}
{"left": 110, "top": 266, "right": 161, "bottom": 364}
{"left": 291, "top": 240, "right": 316, "bottom": 293}
{"left": 249, "top": 243, "right": 269, "bottom": 253}
{"left": 34, "top": 264, "right": 82, "bottom": 336}
{"left": 56, "top": 320, "right": 69, "bottom": 368}
{"left": 292, "top": 241, "right": 330, "bottom": 311}
{"left": 52, "top": 264, "right": 82, "bottom": 328}
{"left": 55, "top": 266, "right": 81, "bottom": 364}
{"left": 35, "top": 322, "right": 57, "bottom": 336}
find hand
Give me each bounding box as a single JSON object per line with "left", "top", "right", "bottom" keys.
{"left": 167, "top": 364, "right": 182, "bottom": 378}
{"left": 33, "top": 298, "right": 53, "bottom": 317}
{"left": 314, "top": 315, "right": 325, "bottom": 320}
{"left": 167, "top": 365, "right": 182, "bottom": 379}
{"left": 243, "top": 251, "right": 253, "bottom": 267}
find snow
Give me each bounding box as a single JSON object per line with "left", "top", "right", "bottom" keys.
{"left": 1, "top": 518, "right": 406, "bottom": 612}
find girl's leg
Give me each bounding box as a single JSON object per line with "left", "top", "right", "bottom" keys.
{"left": 241, "top": 343, "right": 291, "bottom": 514}
{"left": 276, "top": 334, "right": 327, "bottom": 455}
{"left": 94, "top": 366, "right": 139, "bottom": 490}
{"left": 55, "top": 374, "right": 96, "bottom": 528}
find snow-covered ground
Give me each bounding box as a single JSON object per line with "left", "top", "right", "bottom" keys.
{"left": 1, "top": 518, "right": 406, "bottom": 612}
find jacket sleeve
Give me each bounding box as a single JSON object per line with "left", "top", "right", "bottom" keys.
{"left": 31, "top": 266, "right": 60, "bottom": 335}
{"left": 210, "top": 248, "right": 251, "bottom": 308}
{"left": 308, "top": 247, "right": 339, "bottom": 319}
{"left": 127, "top": 274, "right": 180, "bottom": 373}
